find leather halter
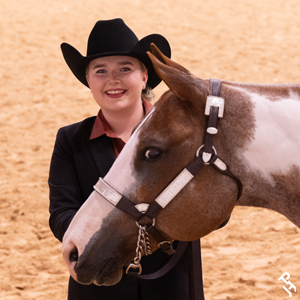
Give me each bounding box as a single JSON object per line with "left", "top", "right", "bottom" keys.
{"left": 93, "top": 79, "right": 243, "bottom": 274}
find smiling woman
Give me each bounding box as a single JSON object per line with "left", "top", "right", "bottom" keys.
{"left": 86, "top": 56, "right": 148, "bottom": 142}
{"left": 48, "top": 18, "right": 201, "bottom": 300}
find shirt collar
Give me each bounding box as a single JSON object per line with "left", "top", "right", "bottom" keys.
{"left": 90, "top": 98, "right": 153, "bottom": 140}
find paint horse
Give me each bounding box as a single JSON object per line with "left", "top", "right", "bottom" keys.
{"left": 62, "top": 44, "right": 300, "bottom": 287}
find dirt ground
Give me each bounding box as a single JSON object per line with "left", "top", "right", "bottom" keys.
{"left": 1, "top": 0, "right": 300, "bottom": 299}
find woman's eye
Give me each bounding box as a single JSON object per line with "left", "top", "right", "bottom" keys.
{"left": 96, "top": 69, "right": 106, "bottom": 74}
{"left": 145, "top": 149, "right": 161, "bottom": 160}
{"left": 121, "top": 67, "right": 131, "bottom": 72}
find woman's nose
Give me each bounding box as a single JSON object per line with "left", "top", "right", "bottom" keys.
{"left": 108, "top": 71, "right": 120, "bottom": 83}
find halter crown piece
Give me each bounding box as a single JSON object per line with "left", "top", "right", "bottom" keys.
{"left": 93, "top": 79, "right": 243, "bottom": 275}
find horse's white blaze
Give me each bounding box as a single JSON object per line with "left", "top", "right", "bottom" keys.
{"left": 104, "top": 109, "right": 155, "bottom": 195}
{"left": 242, "top": 90, "right": 300, "bottom": 182}
{"left": 61, "top": 189, "right": 115, "bottom": 281}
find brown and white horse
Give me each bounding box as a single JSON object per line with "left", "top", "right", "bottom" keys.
{"left": 62, "top": 44, "right": 300, "bottom": 286}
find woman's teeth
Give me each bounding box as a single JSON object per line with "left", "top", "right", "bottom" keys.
{"left": 106, "top": 90, "right": 125, "bottom": 95}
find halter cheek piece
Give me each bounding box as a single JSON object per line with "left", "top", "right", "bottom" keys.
{"left": 93, "top": 79, "right": 243, "bottom": 275}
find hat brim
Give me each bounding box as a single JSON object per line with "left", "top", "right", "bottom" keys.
{"left": 61, "top": 34, "right": 171, "bottom": 89}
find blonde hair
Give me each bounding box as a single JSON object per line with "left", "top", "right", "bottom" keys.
{"left": 142, "top": 86, "right": 155, "bottom": 103}
{"left": 139, "top": 61, "right": 155, "bottom": 103}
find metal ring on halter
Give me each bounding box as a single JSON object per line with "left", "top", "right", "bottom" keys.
{"left": 134, "top": 203, "right": 155, "bottom": 227}
{"left": 196, "top": 145, "right": 217, "bottom": 165}
{"left": 196, "top": 145, "right": 217, "bottom": 157}
{"left": 135, "top": 219, "right": 155, "bottom": 228}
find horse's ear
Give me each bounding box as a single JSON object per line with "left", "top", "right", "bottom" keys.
{"left": 147, "top": 45, "right": 207, "bottom": 107}
{"left": 150, "top": 43, "right": 191, "bottom": 75}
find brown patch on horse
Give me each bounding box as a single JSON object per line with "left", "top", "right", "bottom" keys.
{"left": 271, "top": 166, "right": 300, "bottom": 224}
{"left": 216, "top": 82, "right": 256, "bottom": 160}
{"left": 127, "top": 48, "right": 258, "bottom": 242}
{"left": 224, "top": 81, "right": 300, "bottom": 101}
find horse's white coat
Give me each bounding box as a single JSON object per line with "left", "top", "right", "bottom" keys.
{"left": 104, "top": 109, "right": 155, "bottom": 194}
{"left": 241, "top": 89, "right": 300, "bottom": 182}
{"left": 61, "top": 189, "right": 116, "bottom": 282}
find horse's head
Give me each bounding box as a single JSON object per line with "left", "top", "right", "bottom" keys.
{"left": 62, "top": 44, "right": 240, "bottom": 286}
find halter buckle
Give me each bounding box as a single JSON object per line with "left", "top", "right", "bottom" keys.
{"left": 205, "top": 96, "right": 225, "bottom": 118}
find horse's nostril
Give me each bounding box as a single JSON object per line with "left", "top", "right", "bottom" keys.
{"left": 69, "top": 249, "right": 78, "bottom": 262}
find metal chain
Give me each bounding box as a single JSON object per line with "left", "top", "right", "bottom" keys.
{"left": 144, "top": 227, "right": 152, "bottom": 256}
{"left": 125, "top": 224, "right": 153, "bottom": 275}
{"left": 133, "top": 225, "right": 152, "bottom": 265}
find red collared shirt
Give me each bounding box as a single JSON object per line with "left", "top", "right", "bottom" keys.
{"left": 90, "top": 99, "right": 153, "bottom": 158}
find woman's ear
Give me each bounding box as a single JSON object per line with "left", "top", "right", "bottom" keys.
{"left": 86, "top": 74, "right": 91, "bottom": 89}
{"left": 142, "top": 69, "right": 148, "bottom": 88}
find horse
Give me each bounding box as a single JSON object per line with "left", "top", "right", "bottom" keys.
{"left": 61, "top": 44, "right": 300, "bottom": 287}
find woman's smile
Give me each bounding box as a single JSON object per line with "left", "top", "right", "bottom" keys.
{"left": 105, "top": 89, "right": 126, "bottom": 98}
{"left": 86, "top": 55, "right": 148, "bottom": 113}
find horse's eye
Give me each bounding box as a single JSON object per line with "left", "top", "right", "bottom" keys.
{"left": 145, "top": 149, "right": 161, "bottom": 160}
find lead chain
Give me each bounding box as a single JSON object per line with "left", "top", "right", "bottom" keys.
{"left": 143, "top": 226, "right": 152, "bottom": 256}
{"left": 133, "top": 225, "right": 152, "bottom": 265}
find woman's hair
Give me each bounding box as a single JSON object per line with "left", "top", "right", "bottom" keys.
{"left": 142, "top": 86, "right": 155, "bottom": 103}
{"left": 85, "top": 59, "right": 155, "bottom": 103}
{"left": 139, "top": 61, "right": 155, "bottom": 103}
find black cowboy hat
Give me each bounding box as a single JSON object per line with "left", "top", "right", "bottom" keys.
{"left": 61, "top": 18, "right": 171, "bottom": 89}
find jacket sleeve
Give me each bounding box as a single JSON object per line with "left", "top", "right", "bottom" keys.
{"left": 48, "top": 127, "right": 85, "bottom": 242}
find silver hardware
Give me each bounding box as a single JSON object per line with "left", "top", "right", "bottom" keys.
{"left": 155, "top": 169, "right": 194, "bottom": 208}
{"left": 158, "top": 240, "right": 173, "bottom": 247}
{"left": 135, "top": 218, "right": 155, "bottom": 228}
{"left": 202, "top": 152, "right": 212, "bottom": 163}
{"left": 93, "top": 178, "right": 122, "bottom": 206}
{"left": 207, "top": 127, "right": 218, "bottom": 134}
{"left": 196, "top": 145, "right": 217, "bottom": 164}
{"left": 213, "top": 158, "right": 227, "bottom": 171}
{"left": 136, "top": 224, "right": 152, "bottom": 256}
{"left": 143, "top": 229, "right": 152, "bottom": 256}
{"left": 125, "top": 262, "right": 142, "bottom": 275}
{"left": 126, "top": 224, "right": 152, "bottom": 275}
{"left": 135, "top": 203, "right": 150, "bottom": 213}
{"left": 196, "top": 145, "right": 217, "bottom": 157}
{"left": 205, "top": 95, "right": 225, "bottom": 118}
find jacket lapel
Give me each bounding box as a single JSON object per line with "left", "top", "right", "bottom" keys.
{"left": 88, "top": 135, "right": 116, "bottom": 178}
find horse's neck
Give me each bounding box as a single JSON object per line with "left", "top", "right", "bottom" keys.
{"left": 223, "top": 82, "right": 300, "bottom": 227}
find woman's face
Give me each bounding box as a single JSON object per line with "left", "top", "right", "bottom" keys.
{"left": 86, "top": 56, "right": 148, "bottom": 114}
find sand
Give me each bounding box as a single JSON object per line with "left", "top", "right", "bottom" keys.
{"left": 1, "top": 0, "right": 300, "bottom": 299}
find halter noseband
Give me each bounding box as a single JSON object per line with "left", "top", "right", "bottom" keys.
{"left": 93, "top": 79, "right": 242, "bottom": 274}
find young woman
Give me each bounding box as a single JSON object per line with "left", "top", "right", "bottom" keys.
{"left": 48, "top": 18, "right": 192, "bottom": 300}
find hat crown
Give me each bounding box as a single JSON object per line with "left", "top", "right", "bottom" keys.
{"left": 61, "top": 18, "right": 171, "bottom": 89}
{"left": 87, "top": 18, "right": 139, "bottom": 56}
